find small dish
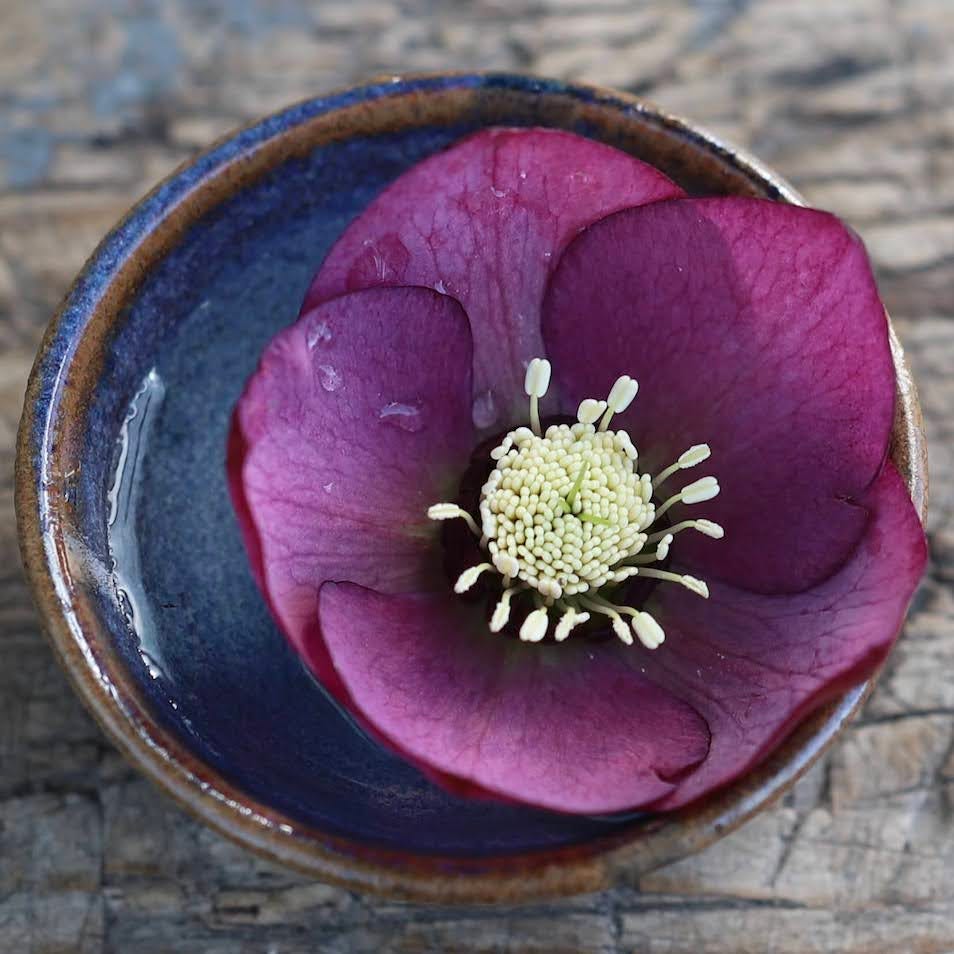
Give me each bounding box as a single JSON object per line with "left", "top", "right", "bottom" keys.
{"left": 16, "top": 73, "right": 927, "bottom": 903}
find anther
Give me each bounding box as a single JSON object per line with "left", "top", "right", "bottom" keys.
{"left": 454, "top": 563, "right": 494, "bottom": 594}
{"left": 490, "top": 586, "right": 521, "bottom": 632}
{"left": 680, "top": 575, "right": 710, "bottom": 598}
{"left": 654, "top": 475, "right": 720, "bottom": 520}
{"left": 653, "top": 443, "right": 712, "bottom": 488}
{"left": 554, "top": 607, "right": 591, "bottom": 641}
{"left": 577, "top": 399, "right": 607, "bottom": 426}
{"left": 599, "top": 375, "right": 639, "bottom": 431}
{"left": 681, "top": 475, "right": 720, "bottom": 505}
{"left": 524, "top": 357, "right": 551, "bottom": 397}
{"left": 520, "top": 607, "right": 550, "bottom": 642}
{"left": 632, "top": 611, "right": 665, "bottom": 649}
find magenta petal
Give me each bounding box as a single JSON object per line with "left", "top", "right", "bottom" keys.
{"left": 318, "top": 584, "right": 711, "bottom": 814}
{"left": 305, "top": 128, "right": 684, "bottom": 429}
{"left": 643, "top": 462, "right": 926, "bottom": 810}
{"left": 543, "top": 198, "right": 896, "bottom": 593}
{"left": 230, "top": 286, "right": 474, "bottom": 658}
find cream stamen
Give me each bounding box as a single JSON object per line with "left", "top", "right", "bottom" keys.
{"left": 653, "top": 443, "right": 712, "bottom": 488}
{"left": 454, "top": 563, "right": 494, "bottom": 594}
{"left": 490, "top": 585, "right": 524, "bottom": 632}
{"left": 654, "top": 475, "right": 720, "bottom": 521}
{"left": 577, "top": 399, "right": 607, "bottom": 426}
{"left": 524, "top": 358, "right": 551, "bottom": 436}
{"left": 520, "top": 607, "right": 550, "bottom": 642}
{"left": 637, "top": 567, "right": 710, "bottom": 598}
{"left": 632, "top": 611, "right": 666, "bottom": 649}
{"left": 427, "top": 503, "right": 481, "bottom": 536}
{"left": 554, "top": 605, "right": 591, "bottom": 641}
{"left": 579, "top": 595, "right": 634, "bottom": 645}
{"left": 598, "top": 374, "right": 638, "bottom": 431}
{"left": 648, "top": 519, "right": 724, "bottom": 542}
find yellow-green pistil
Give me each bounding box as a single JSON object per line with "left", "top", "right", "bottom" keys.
{"left": 428, "top": 359, "right": 723, "bottom": 648}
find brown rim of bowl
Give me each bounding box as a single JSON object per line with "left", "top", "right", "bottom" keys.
{"left": 15, "top": 72, "right": 928, "bottom": 904}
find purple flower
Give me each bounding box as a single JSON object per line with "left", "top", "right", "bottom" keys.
{"left": 228, "top": 128, "right": 926, "bottom": 814}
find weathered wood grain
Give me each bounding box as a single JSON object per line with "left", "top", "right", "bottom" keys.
{"left": 2, "top": 1, "right": 952, "bottom": 951}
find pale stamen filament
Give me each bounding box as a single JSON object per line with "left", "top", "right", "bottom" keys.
{"left": 585, "top": 592, "right": 639, "bottom": 617}
{"left": 583, "top": 595, "right": 667, "bottom": 650}
{"left": 579, "top": 595, "right": 634, "bottom": 645}
{"left": 648, "top": 519, "right": 724, "bottom": 542}
{"left": 637, "top": 567, "right": 710, "bottom": 598}
{"left": 652, "top": 443, "right": 711, "bottom": 489}
{"left": 618, "top": 554, "right": 656, "bottom": 566}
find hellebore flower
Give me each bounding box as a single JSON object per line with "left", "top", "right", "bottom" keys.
{"left": 228, "top": 128, "right": 926, "bottom": 814}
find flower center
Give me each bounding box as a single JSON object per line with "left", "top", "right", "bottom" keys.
{"left": 428, "top": 359, "right": 723, "bottom": 649}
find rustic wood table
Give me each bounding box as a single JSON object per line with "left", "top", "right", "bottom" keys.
{"left": 2, "top": 1, "right": 953, "bottom": 951}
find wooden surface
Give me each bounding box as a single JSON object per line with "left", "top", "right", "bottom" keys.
{"left": 2, "top": 1, "right": 953, "bottom": 951}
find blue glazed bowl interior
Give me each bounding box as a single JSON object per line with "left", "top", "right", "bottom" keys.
{"left": 88, "top": 79, "right": 675, "bottom": 857}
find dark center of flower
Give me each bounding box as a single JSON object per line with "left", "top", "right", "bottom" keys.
{"left": 429, "top": 359, "right": 724, "bottom": 648}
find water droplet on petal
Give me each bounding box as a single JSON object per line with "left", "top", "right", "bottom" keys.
{"left": 434, "top": 279, "right": 447, "bottom": 295}
{"left": 307, "top": 320, "right": 333, "bottom": 349}
{"left": 472, "top": 389, "right": 498, "bottom": 429}
{"left": 379, "top": 402, "right": 422, "bottom": 432}
{"left": 323, "top": 482, "right": 334, "bottom": 493}
{"left": 491, "top": 186, "right": 507, "bottom": 198}
{"left": 317, "top": 365, "right": 342, "bottom": 392}
{"left": 519, "top": 170, "right": 528, "bottom": 180}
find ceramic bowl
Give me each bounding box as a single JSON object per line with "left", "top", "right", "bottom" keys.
{"left": 16, "top": 73, "right": 927, "bottom": 903}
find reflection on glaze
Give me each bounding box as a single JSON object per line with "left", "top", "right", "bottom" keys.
{"left": 107, "top": 368, "right": 166, "bottom": 678}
